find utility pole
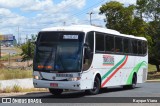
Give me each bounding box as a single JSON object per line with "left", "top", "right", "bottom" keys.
{"left": 18, "top": 26, "right": 19, "bottom": 45}
{"left": 0, "top": 35, "right": 3, "bottom": 59}
{"left": 87, "top": 12, "right": 94, "bottom": 25}
{"left": 0, "top": 40, "right": 1, "bottom": 59}
{"left": 63, "top": 22, "right": 66, "bottom": 26}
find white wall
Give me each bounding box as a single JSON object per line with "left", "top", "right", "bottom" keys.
{"left": 0, "top": 78, "right": 33, "bottom": 89}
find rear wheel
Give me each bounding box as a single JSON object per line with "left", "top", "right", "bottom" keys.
{"left": 85, "top": 77, "right": 100, "bottom": 95}
{"left": 123, "top": 74, "right": 137, "bottom": 89}
{"left": 130, "top": 74, "right": 137, "bottom": 89}
{"left": 49, "top": 88, "right": 63, "bottom": 95}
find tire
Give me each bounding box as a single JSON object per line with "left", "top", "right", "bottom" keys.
{"left": 123, "top": 74, "right": 137, "bottom": 89}
{"left": 85, "top": 77, "right": 100, "bottom": 95}
{"left": 130, "top": 74, "right": 137, "bottom": 89}
{"left": 49, "top": 88, "right": 63, "bottom": 95}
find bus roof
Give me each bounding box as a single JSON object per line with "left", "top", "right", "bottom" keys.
{"left": 41, "top": 25, "right": 147, "bottom": 41}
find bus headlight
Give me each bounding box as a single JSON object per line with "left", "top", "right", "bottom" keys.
{"left": 33, "top": 75, "right": 41, "bottom": 80}
{"left": 68, "top": 77, "right": 81, "bottom": 81}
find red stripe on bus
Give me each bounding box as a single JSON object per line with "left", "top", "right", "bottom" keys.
{"left": 101, "top": 56, "right": 128, "bottom": 87}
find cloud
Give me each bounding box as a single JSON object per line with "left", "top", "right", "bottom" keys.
{"left": 57, "top": 0, "right": 86, "bottom": 10}
{"left": 0, "top": 0, "right": 33, "bottom": 8}
{"left": 111, "top": 0, "right": 136, "bottom": 5}
{"left": 0, "top": 8, "right": 27, "bottom": 26}
{"left": 22, "top": 0, "right": 54, "bottom": 11}
{"left": 0, "top": 0, "right": 87, "bottom": 40}
{"left": 0, "top": 0, "right": 86, "bottom": 12}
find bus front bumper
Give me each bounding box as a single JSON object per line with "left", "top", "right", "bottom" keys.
{"left": 33, "top": 79, "right": 82, "bottom": 90}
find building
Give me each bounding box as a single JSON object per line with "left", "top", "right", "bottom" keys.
{"left": 0, "top": 34, "right": 17, "bottom": 46}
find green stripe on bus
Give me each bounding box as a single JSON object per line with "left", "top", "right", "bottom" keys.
{"left": 126, "top": 61, "right": 147, "bottom": 84}
{"left": 102, "top": 56, "right": 126, "bottom": 81}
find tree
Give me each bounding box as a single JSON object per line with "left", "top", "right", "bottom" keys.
{"left": 99, "top": 1, "right": 135, "bottom": 34}
{"left": 147, "top": 21, "right": 160, "bottom": 72}
{"left": 100, "top": 1, "right": 160, "bottom": 72}
{"left": 136, "top": 0, "right": 148, "bottom": 19}
{"left": 20, "top": 35, "right": 36, "bottom": 61}
{"left": 147, "top": 0, "right": 160, "bottom": 21}
{"left": 142, "top": 0, "right": 160, "bottom": 72}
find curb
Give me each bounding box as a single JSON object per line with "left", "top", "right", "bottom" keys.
{"left": 146, "top": 80, "right": 160, "bottom": 82}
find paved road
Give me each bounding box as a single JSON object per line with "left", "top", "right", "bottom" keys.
{"left": 1, "top": 48, "right": 17, "bottom": 55}
{"left": 3, "top": 82, "right": 160, "bottom": 98}
{"left": 0, "top": 82, "right": 160, "bottom": 105}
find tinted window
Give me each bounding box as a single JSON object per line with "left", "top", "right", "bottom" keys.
{"left": 132, "top": 39, "right": 138, "bottom": 54}
{"left": 105, "top": 35, "right": 114, "bottom": 52}
{"left": 115, "top": 37, "right": 123, "bottom": 53}
{"left": 142, "top": 41, "right": 147, "bottom": 55}
{"left": 83, "top": 31, "right": 94, "bottom": 71}
{"left": 123, "top": 38, "right": 130, "bottom": 53}
{"left": 34, "top": 31, "right": 84, "bottom": 72}
{"left": 86, "top": 31, "right": 94, "bottom": 52}
{"left": 96, "top": 33, "right": 105, "bottom": 52}
{"left": 138, "top": 41, "right": 143, "bottom": 55}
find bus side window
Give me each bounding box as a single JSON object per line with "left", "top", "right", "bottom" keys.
{"left": 115, "top": 37, "right": 123, "bottom": 53}
{"left": 138, "top": 40, "right": 143, "bottom": 55}
{"left": 132, "top": 39, "right": 138, "bottom": 55}
{"left": 105, "top": 35, "right": 114, "bottom": 52}
{"left": 95, "top": 33, "right": 105, "bottom": 52}
{"left": 142, "top": 41, "right": 147, "bottom": 55}
{"left": 83, "top": 31, "right": 94, "bottom": 71}
{"left": 123, "top": 38, "right": 129, "bottom": 53}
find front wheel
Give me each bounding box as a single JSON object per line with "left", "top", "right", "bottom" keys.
{"left": 85, "top": 77, "right": 100, "bottom": 95}
{"left": 49, "top": 88, "right": 63, "bottom": 95}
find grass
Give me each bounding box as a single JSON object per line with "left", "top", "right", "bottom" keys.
{"left": 0, "top": 69, "right": 32, "bottom": 80}
{"left": 148, "top": 64, "right": 160, "bottom": 80}
{"left": 1, "top": 47, "right": 22, "bottom": 61}
{"left": 148, "top": 64, "right": 157, "bottom": 72}
{"left": 12, "top": 84, "right": 22, "bottom": 92}
{"left": 13, "top": 47, "right": 22, "bottom": 53}
{"left": 0, "top": 53, "right": 21, "bottom": 61}
{"left": 3, "top": 86, "right": 12, "bottom": 93}
{"left": 0, "top": 84, "right": 48, "bottom": 93}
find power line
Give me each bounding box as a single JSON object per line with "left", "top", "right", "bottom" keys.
{"left": 44, "top": 0, "right": 84, "bottom": 15}
{"left": 70, "top": 0, "right": 106, "bottom": 17}
{"left": 65, "top": 0, "right": 106, "bottom": 25}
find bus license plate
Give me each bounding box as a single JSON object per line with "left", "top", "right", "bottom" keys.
{"left": 50, "top": 83, "right": 58, "bottom": 87}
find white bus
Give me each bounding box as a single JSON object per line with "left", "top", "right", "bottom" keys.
{"left": 33, "top": 25, "right": 148, "bottom": 95}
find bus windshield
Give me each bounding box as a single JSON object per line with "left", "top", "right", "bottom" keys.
{"left": 33, "top": 31, "right": 84, "bottom": 72}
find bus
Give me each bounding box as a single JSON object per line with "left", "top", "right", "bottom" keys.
{"left": 33, "top": 25, "right": 148, "bottom": 95}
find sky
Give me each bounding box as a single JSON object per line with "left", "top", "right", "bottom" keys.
{"left": 0, "top": 0, "right": 136, "bottom": 43}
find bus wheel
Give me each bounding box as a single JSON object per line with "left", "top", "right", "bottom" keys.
{"left": 49, "top": 88, "right": 63, "bottom": 95}
{"left": 86, "top": 77, "right": 100, "bottom": 95}
{"left": 130, "top": 74, "right": 137, "bottom": 89}
{"left": 123, "top": 74, "right": 137, "bottom": 89}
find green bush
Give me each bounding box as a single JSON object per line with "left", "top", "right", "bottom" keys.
{"left": 12, "top": 84, "right": 22, "bottom": 92}
{"left": 4, "top": 86, "right": 12, "bottom": 93}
